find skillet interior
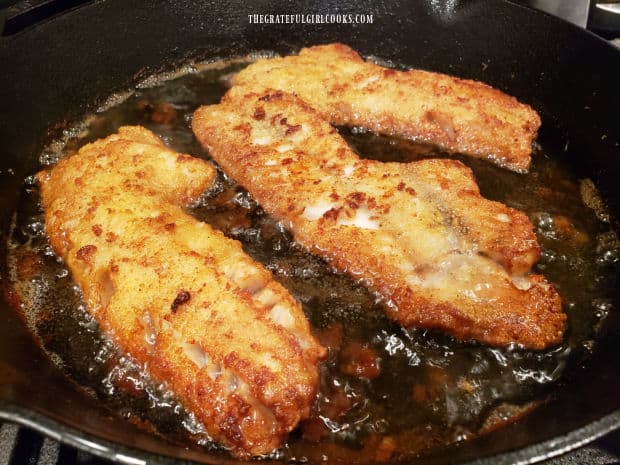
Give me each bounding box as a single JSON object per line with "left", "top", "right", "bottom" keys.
{"left": 1, "top": 1, "right": 620, "bottom": 464}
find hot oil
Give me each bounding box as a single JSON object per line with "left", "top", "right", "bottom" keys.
{"left": 5, "top": 58, "right": 619, "bottom": 463}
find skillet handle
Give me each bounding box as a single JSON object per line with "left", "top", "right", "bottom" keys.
{"left": 589, "top": 1, "right": 620, "bottom": 39}
{"left": 0, "top": 0, "right": 92, "bottom": 37}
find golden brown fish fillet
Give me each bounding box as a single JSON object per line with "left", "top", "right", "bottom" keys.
{"left": 231, "top": 43, "right": 541, "bottom": 172}
{"left": 193, "top": 90, "right": 565, "bottom": 349}
{"left": 38, "top": 126, "right": 326, "bottom": 458}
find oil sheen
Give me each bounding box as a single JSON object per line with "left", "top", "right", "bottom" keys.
{"left": 5, "top": 58, "right": 619, "bottom": 463}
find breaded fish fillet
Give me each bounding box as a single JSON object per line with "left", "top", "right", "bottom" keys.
{"left": 231, "top": 43, "right": 541, "bottom": 172}
{"left": 38, "top": 126, "right": 326, "bottom": 458}
{"left": 193, "top": 90, "right": 565, "bottom": 349}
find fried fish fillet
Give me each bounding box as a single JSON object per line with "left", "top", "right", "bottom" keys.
{"left": 193, "top": 90, "right": 565, "bottom": 349}
{"left": 38, "top": 126, "right": 326, "bottom": 458}
{"left": 231, "top": 43, "right": 541, "bottom": 172}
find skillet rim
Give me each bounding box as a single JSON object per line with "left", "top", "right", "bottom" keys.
{"left": 1, "top": 0, "right": 620, "bottom": 463}
{"left": 1, "top": 403, "right": 619, "bottom": 465}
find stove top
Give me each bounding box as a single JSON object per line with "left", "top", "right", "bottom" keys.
{"left": 2, "top": 421, "right": 619, "bottom": 465}
{"left": 0, "top": 2, "right": 618, "bottom": 465}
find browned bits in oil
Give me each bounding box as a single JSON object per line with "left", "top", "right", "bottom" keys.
{"left": 171, "top": 290, "right": 191, "bottom": 313}
{"left": 457, "top": 377, "right": 476, "bottom": 394}
{"left": 553, "top": 214, "right": 589, "bottom": 247}
{"left": 136, "top": 99, "right": 150, "bottom": 111}
{"left": 164, "top": 223, "right": 176, "bottom": 231}
{"left": 12, "top": 247, "right": 41, "bottom": 282}
{"left": 321, "top": 384, "right": 353, "bottom": 419}
{"left": 151, "top": 103, "right": 177, "bottom": 125}
{"left": 137, "top": 100, "right": 178, "bottom": 125}
{"left": 315, "top": 323, "right": 344, "bottom": 351}
{"left": 300, "top": 418, "right": 328, "bottom": 442}
{"left": 412, "top": 384, "right": 427, "bottom": 405}
{"left": 412, "top": 366, "right": 449, "bottom": 404}
{"left": 111, "top": 370, "right": 150, "bottom": 399}
{"left": 92, "top": 224, "right": 103, "bottom": 236}
{"left": 339, "top": 341, "right": 381, "bottom": 379}
{"left": 375, "top": 436, "right": 397, "bottom": 462}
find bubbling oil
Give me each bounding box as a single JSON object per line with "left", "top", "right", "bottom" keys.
{"left": 5, "top": 58, "right": 619, "bottom": 463}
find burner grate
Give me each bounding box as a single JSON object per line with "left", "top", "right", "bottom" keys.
{"left": 0, "top": 423, "right": 113, "bottom": 465}
{"left": 1, "top": 421, "right": 620, "bottom": 465}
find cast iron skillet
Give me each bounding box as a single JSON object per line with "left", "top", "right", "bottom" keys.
{"left": 1, "top": 0, "right": 619, "bottom": 463}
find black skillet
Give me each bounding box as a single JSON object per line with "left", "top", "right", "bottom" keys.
{"left": 1, "top": 0, "right": 620, "bottom": 463}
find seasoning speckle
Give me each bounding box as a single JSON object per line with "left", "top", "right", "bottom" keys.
{"left": 171, "top": 290, "right": 191, "bottom": 313}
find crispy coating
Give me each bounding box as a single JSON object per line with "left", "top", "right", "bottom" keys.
{"left": 231, "top": 43, "right": 541, "bottom": 172}
{"left": 38, "top": 126, "right": 326, "bottom": 458}
{"left": 193, "top": 91, "right": 565, "bottom": 349}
